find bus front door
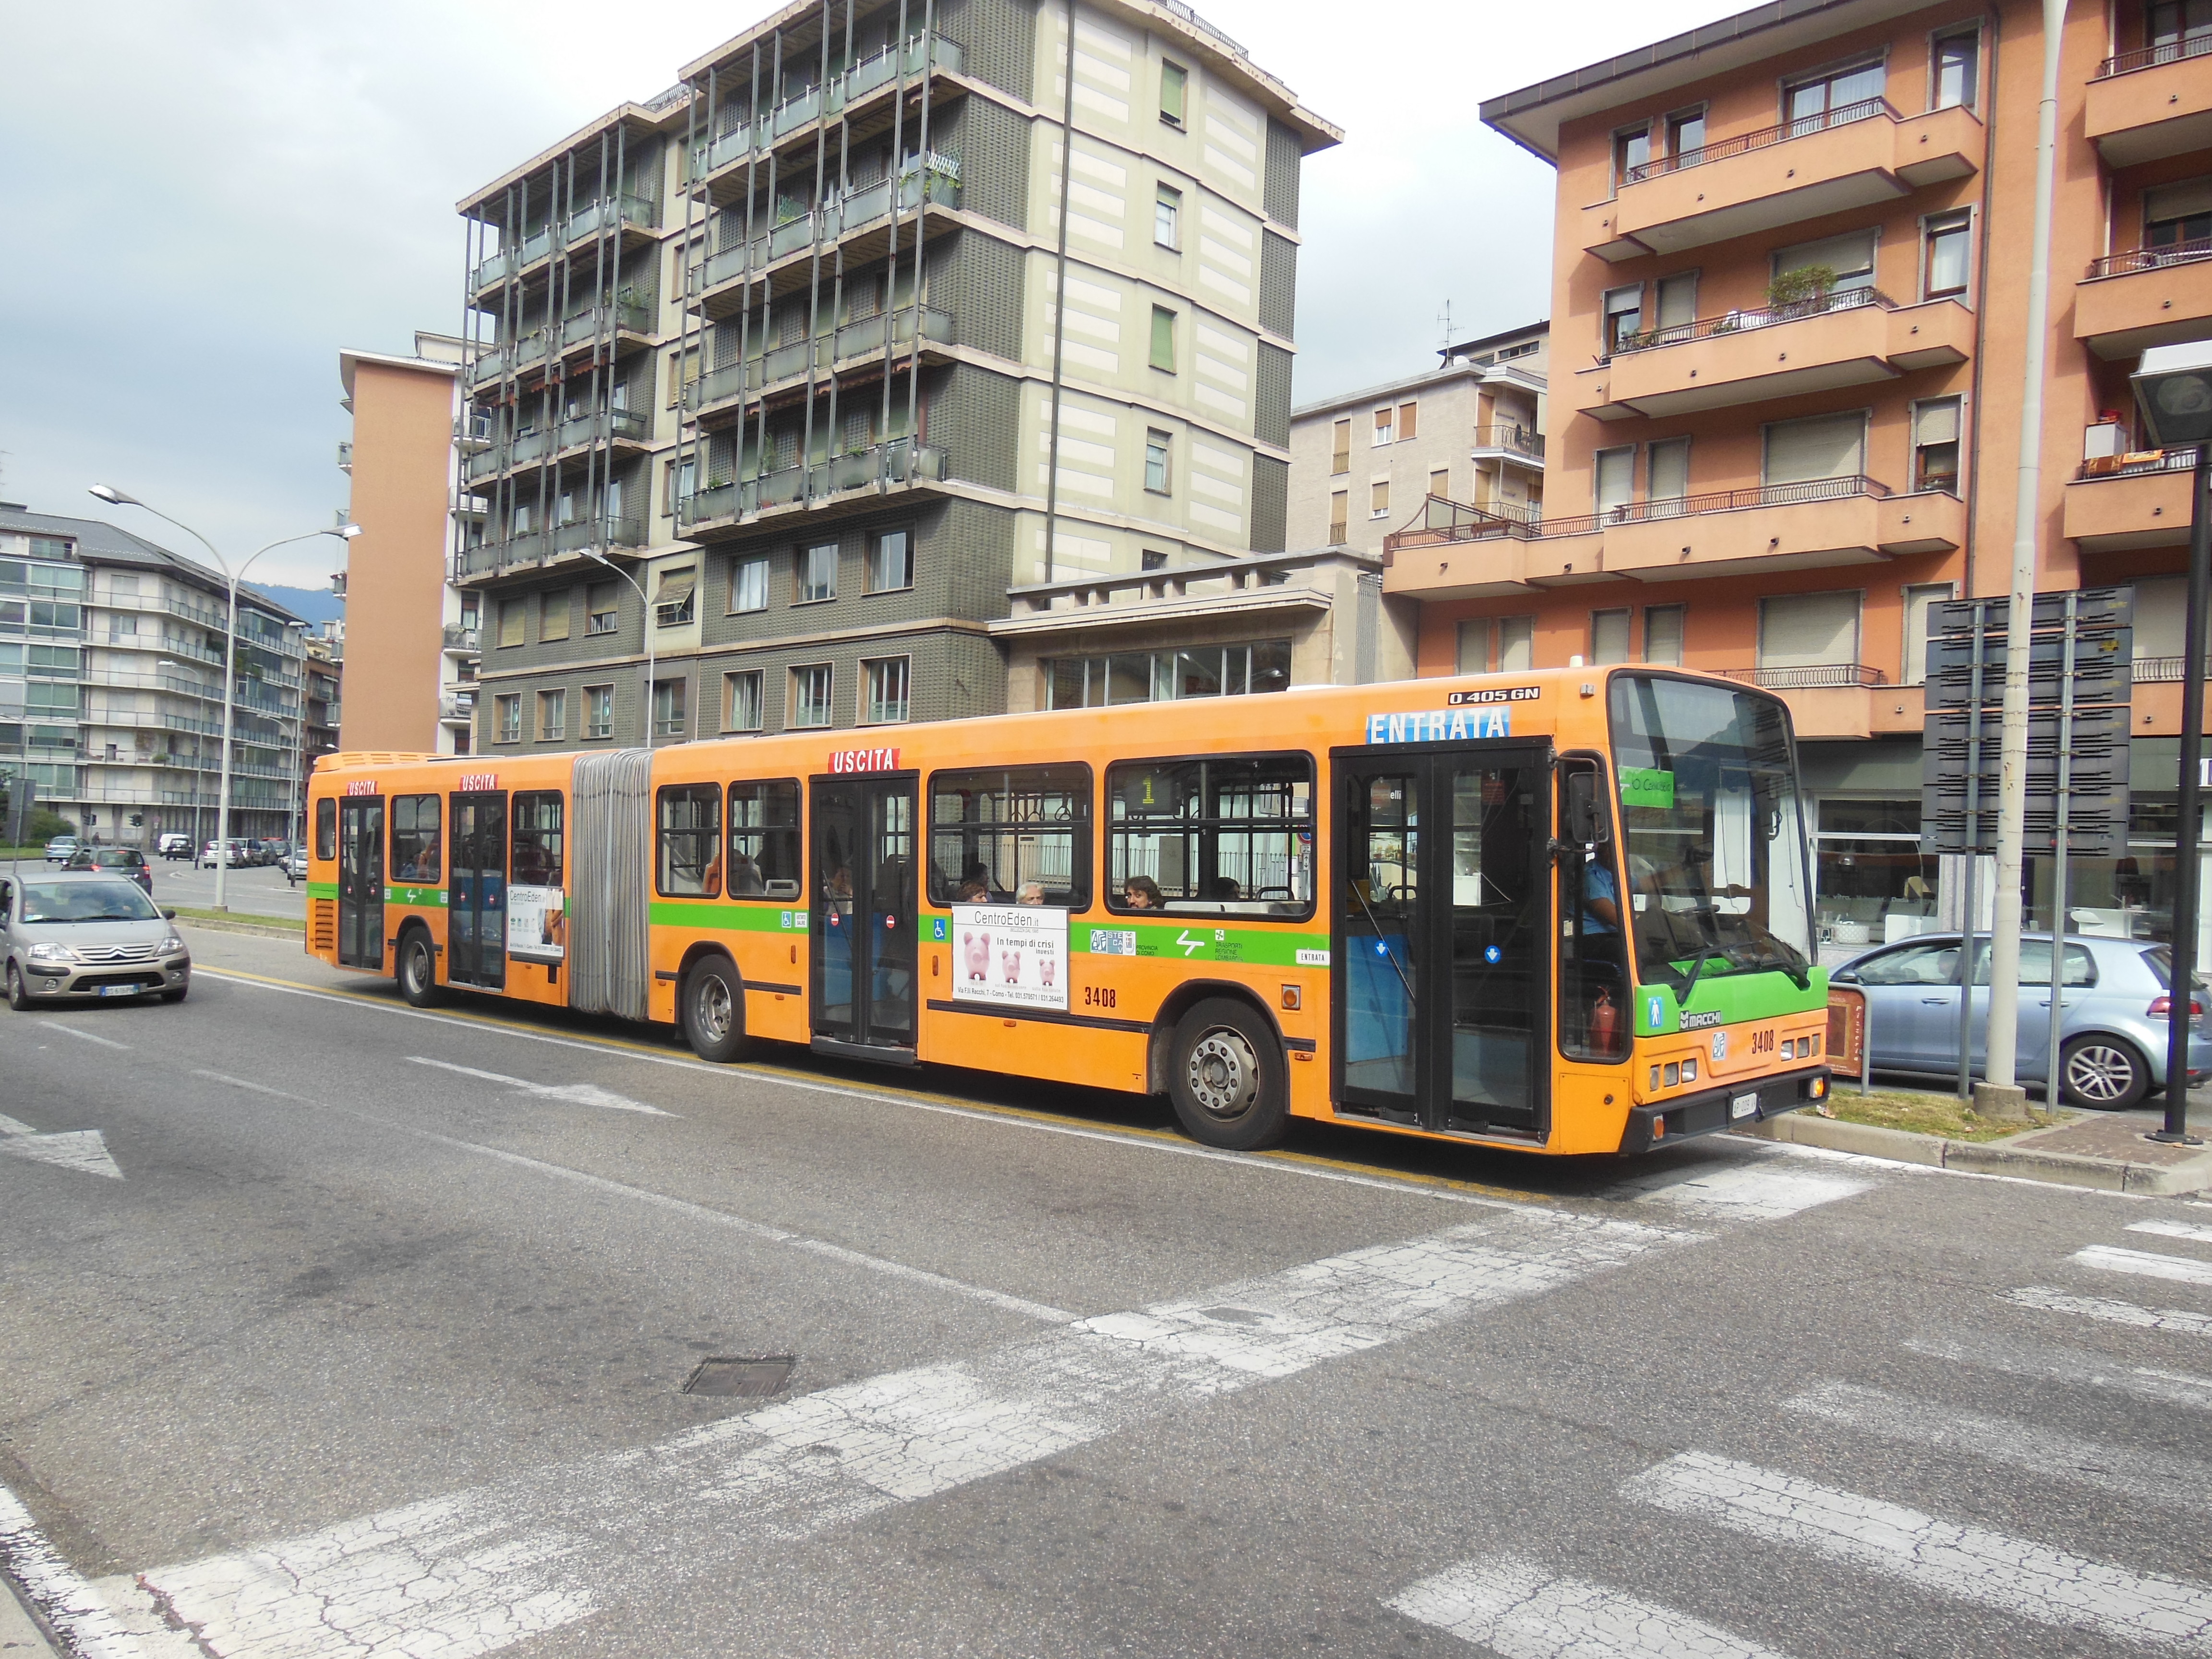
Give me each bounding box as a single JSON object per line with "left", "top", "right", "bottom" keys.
{"left": 337, "top": 797, "right": 385, "bottom": 970}
{"left": 1334, "top": 746, "right": 1550, "bottom": 1138}
{"left": 809, "top": 775, "right": 918, "bottom": 1056}
{"left": 449, "top": 791, "right": 507, "bottom": 989}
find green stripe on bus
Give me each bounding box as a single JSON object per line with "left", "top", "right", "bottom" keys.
{"left": 305, "top": 881, "right": 338, "bottom": 900}
{"left": 1632, "top": 965, "right": 1830, "bottom": 1037}
{"left": 384, "top": 886, "right": 448, "bottom": 908}
{"left": 1068, "top": 921, "right": 1331, "bottom": 968}
{"left": 649, "top": 902, "right": 809, "bottom": 932}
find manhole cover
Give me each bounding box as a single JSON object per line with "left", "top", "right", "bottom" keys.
{"left": 682, "top": 1355, "right": 795, "bottom": 1398}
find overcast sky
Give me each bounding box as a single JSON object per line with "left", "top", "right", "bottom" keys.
{"left": 0, "top": 0, "right": 1720, "bottom": 585}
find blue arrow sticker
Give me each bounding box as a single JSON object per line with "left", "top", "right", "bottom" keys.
{"left": 1484, "top": 944, "right": 1502, "bottom": 963}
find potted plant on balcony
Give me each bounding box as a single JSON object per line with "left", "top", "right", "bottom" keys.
{"left": 1766, "top": 264, "right": 1838, "bottom": 319}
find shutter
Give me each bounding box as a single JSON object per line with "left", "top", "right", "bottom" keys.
{"left": 655, "top": 568, "right": 698, "bottom": 604}
{"left": 1591, "top": 610, "right": 1631, "bottom": 664}
{"left": 1759, "top": 592, "right": 1861, "bottom": 667}
{"left": 1649, "top": 436, "right": 1691, "bottom": 500}
{"left": 1656, "top": 273, "right": 1698, "bottom": 329}
{"left": 1764, "top": 412, "right": 1865, "bottom": 483}
{"left": 1498, "top": 615, "right": 1535, "bottom": 671}
{"left": 1596, "top": 447, "right": 1635, "bottom": 511}
{"left": 1774, "top": 229, "right": 1877, "bottom": 281}
{"left": 2146, "top": 179, "right": 2212, "bottom": 224}
{"left": 2134, "top": 576, "right": 2189, "bottom": 658}
{"left": 1914, "top": 399, "right": 1960, "bottom": 445}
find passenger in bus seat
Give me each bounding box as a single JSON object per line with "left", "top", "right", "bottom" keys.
{"left": 1122, "top": 875, "right": 1161, "bottom": 909}
{"left": 956, "top": 876, "right": 990, "bottom": 902}
{"left": 730, "top": 850, "right": 765, "bottom": 895}
{"left": 1207, "top": 876, "right": 1241, "bottom": 902}
{"left": 1015, "top": 882, "right": 1045, "bottom": 905}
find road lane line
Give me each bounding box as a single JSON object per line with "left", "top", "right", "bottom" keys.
{"left": 0, "top": 1480, "right": 146, "bottom": 1658}
{"left": 36, "top": 1020, "right": 128, "bottom": 1051}
{"left": 1783, "top": 1380, "right": 2212, "bottom": 1513}
{"left": 2073, "top": 1244, "right": 2212, "bottom": 1288}
{"left": 2006, "top": 1285, "right": 2212, "bottom": 1336}
{"left": 404, "top": 1056, "right": 674, "bottom": 1116}
{"left": 1905, "top": 1332, "right": 2212, "bottom": 1410}
{"left": 1386, "top": 1555, "right": 1790, "bottom": 1658}
{"left": 122, "top": 1208, "right": 1694, "bottom": 1659}
{"left": 1623, "top": 1451, "right": 2212, "bottom": 1649}
{"left": 191, "top": 1070, "right": 1071, "bottom": 1326}
{"left": 2128, "top": 1218, "right": 2212, "bottom": 1246}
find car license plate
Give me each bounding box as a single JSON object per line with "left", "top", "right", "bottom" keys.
{"left": 1730, "top": 1092, "right": 1759, "bottom": 1120}
{"left": 97, "top": 985, "right": 138, "bottom": 998}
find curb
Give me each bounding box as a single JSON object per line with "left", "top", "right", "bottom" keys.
{"left": 175, "top": 916, "right": 302, "bottom": 941}
{"left": 0, "top": 1575, "right": 60, "bottom": 1659}
{"left": 1742, "top": 1111, "right": 2212, "bottom": 1194}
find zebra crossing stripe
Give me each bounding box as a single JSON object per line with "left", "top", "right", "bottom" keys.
{"left": 1905, "top": 1330, "right": 2212, "bottom": 1411}
{"left": 2130, "top": 1220, "right": 2212, "bottom": 1246}
{"left": 2008, "top": 1286, "right": 2212, "bottom": 1337}
{"left": 1623, "top": 1452, "right": 2212, "bottom": 1649}
{"left": 2073, "top": 1245, "right": 2212, "bottom": 1289}
{"left": 1387, "top": 1555, "right": 1789, "bottom": 1659}
{"left": 1608, "top": 1164, "right": 1871, "bottom": 1221}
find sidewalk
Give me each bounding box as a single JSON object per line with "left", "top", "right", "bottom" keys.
{"left": 0, "top": 1578, "right": 58, "bottom": 1659}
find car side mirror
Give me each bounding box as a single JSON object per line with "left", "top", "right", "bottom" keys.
{"left": 161, "top": 908, "right": 177, "bottom": 920}
{"left": 1832, "top": 968, "right": 1859, "bottom": 984}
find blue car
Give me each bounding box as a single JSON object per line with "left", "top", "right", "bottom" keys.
{"left": 1831, "top": 932, "right": 2212, "bottom": 1108}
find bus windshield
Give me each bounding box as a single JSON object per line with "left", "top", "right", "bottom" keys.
{"left": 1609, "top": 674, "right": 1815, "bottom": 996}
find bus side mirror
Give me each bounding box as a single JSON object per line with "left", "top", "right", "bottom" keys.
{"left": 1564, "top": 771, "right": 1610, "bottom": 847}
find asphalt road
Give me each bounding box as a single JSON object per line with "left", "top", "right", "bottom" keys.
{"left": 132, "top": 858, "right": 305, "bottom": 921}
{"left": 4, "top": 928, "right": 2212, "bottom": 1659}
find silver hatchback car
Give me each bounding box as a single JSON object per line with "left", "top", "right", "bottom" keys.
{"left": 1831, "top": 931, "right": 2212, "bottom": 1108}
{"left": 0, "top": 869, "right": 191, "bottom": 1008}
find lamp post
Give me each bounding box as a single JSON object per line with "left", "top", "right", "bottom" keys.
{"left": 89, "top": 486, "right": 357, "bottom": 912}
{"left": 2131, "top": 342, "right": 2212, "bottom": 1147}
{"left": 584, "top": 549, "right": 655, "bottom": 747}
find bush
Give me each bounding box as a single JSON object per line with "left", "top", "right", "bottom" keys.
{"left": 1766, "top": 264, "right": 1839, "bottom": 309}
{"left": 3, "top": 807, "right": 75, "bottom": 846}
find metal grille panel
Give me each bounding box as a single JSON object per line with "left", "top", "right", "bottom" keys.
{"left": 570, "top": 747, "right": 653, "bottom": 1020}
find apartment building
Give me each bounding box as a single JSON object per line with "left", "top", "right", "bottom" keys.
{"left": 0, "top": 505, "right": 306, "bottom": 849}
{"left": 1288, "top": 322, "right": 1548, "bottom": 554}
{"left": 457, "top": 0, "right": 1337, "bottom": 754}
{"left": 303, "top": 625, "right": 342, "bottom": 792}
{"left": 337, "top": 332, "right": 478, "bottom": 755}
{"left": 1378, "top": 0, "right": 2212, "bottom": 954}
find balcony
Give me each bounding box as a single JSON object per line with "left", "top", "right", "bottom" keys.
{"left": 1582, "top": 290, "right": 1972, "bottom": 420}
{"left": 442, "top": 625, "right": 481, "bottom": 654}
{"left": 555, "top": 407, "right": 653, "bottom": 455}
{"left": 2065, "top": 446, "right": 2196, "bottom": 552}
{"left": 685, "top": 306, "right": 955, "bottom": 419}
{"left": 1469, "top": 425, "right": 1545, "bottom": 466}
{"left": 556, "top": 301, "right": 655, "bottom": 353}
{"left": 439, "top": 693, "right": 476, "bottom": 723}
{"left": 690, "top": 163, "right": 962, "bottom": 313}
{"left": 677, "top": 439, "right": 947, "bottom": 539}
{"left": 2087, "top": 36, "right": 2212, "bottom": 167}
{"left": 1583, "top": 100, "right": 1981, "bottom": 262}
{"left": 2076, "top": 241, "right": 2212, "bottom": 359}
{"left": 336, "top": 441, "right": 353, "bottom": 473}
{"left": 691, "top": 34, "right": 966, "bottom": 188}
{"left": 563, "top": 192, "right": 658, "bottom": 245}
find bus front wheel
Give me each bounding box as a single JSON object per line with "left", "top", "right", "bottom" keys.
{"left": 682, "top": 956, "right": 750, "bottom": 1063}
{"left": 397, "top": 931, "right": 442, "bottom": 1008}
{"left": 1167, "top": 998, "right": 1289, "bottom": 1150}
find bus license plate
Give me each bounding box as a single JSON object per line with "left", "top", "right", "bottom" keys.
{"left": 97, "top": 985, "right": 138, "bottom": 998}
{"left": 1730, "top": 1093, "right": 1759, "bottom": 1120}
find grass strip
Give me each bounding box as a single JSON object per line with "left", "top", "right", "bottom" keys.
{"left": 1825, "top": 1086, "right": 2069, "bottom": 1142}
{"left": 172, "top": 905, "right": 303, "bottom": 931}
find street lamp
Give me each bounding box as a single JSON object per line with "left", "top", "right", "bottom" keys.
{"left": 89, "top": 485, "right": 358, "bottom": 912}
{"left": 2130, "top": 341, "right": 2212, "bottom": 1147}
{"left": 583, "top": 548, "right": 656, "bottom": 748}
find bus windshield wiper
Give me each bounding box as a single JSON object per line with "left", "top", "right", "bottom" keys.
{"left": 1675, "top": 943, "right": 1720, "bottom": 1008}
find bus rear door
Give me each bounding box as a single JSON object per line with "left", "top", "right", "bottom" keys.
{"left": 1332, "top": 745, "right": 1550, "bottom": 1138}
{"left": 449, "top": 790, "right": 507, "bottom": 989}
{"left": 809, "top": 772, "right": 917, "bottom": 1058}
{"left": 338, "top": 796, "right": 385, "bottom": 969}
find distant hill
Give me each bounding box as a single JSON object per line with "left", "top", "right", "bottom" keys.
{"left": 252, "top": 585, "right": 345, "bottom": 627}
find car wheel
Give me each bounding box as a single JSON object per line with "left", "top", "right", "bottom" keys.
{"left": 682, "top": 955, "right": 750, "bottom": 1063}
{"left": 2060, "top": 1034, "right": 2150, "bottom": 1110}
{"left": 1166, "top": 997, "right": 1290, "bottom": 1150}
{"left": 5, "top": 963, "right": 27, "bottom": 1012}
{"left": 398, "top": 930, "right": 442, "bottom": 1008}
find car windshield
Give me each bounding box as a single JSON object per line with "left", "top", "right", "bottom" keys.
{"left": 1610, "top": 674, "right": 1816, "bottom": 991}
{"left": 17, "top": 880, "right": 162, "bottom": 924}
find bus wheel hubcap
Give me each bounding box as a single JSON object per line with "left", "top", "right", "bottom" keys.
{"left": 2068, "top": 1045, "right": 2131, "bottom": 1103}
{"left": 697, "top": 977, "right": 732, "bottom": 1042}
{"left": 1188, "top": 1029, "right": 1258, "bottom": 1119}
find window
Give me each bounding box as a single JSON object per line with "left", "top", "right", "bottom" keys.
{"left": 791, "top": 663, "right": 833, "bottom": 727}
{"left": 1774, "top": 228, "right": 1878, "bottom": 297}
{"left": 1902, "top": 582, "right": 1956, "bottom": 685}
{"left": 1142, "top": 549, "right": 1169, "bottom": 570}
{"left": 1398, "top": 401, "right": 1419, "bottom": 440}
{"left": 862, "top": 656, "right": 911, "bottom": 724}
{"left": 1647, "top": 435, "right": 1691, "bottom": 505}
{"left": 2144, "top": 179, "right": 2212, "bottom": 249}
{"left": 654, "top": 566, "right": 697, "bottom": 627}
{"left": 930, "top": 763, "right": 1092, "bottom": 907}
{"left": 1923, "top": 210, "right": 1971, "bottom": 299}
{"left": 666, "top": 346, "right": 698, "bottom": 409}
{"left": 1852, "top": 938, "right": 1960, "bottom": 987}
{"left": 1370, "top": 479, "right": 1391, "bottom": 520}
{"left": 1430, "top": 468, "right": 1452, "bottom": 500}
{"left": 1331, "top": 418, "right": 1350, "bottom": 475}
{"left": 1145, "top": 430, "right": 1173, "bottom": 494}
{"left": 1372, "top": 406, "right": 1394, "bottom": 445}
{"left": 390, "top": 795, "right": 441, "bottom": 883}
{"left": 1764, "top": 410, "right": 1867, "bottom": 484}
{"left": 497, "top": 598, "right": 525, "bottom": 648}
{"left": 1784, "top": 59, "right": 1887, "bottom": 132}
{"left": 2150, "top": 0, "right": 2212, "bottom": 58}
{"left": 666, "top": 456, "right": 697, "bottom": 514}
{"left": 1913, "top": 398, "right": 1962, "bottom": 493}
{"left": 1595, "top": 446, "right": 1635, "bottom": 518}
{"left": 1456, "top": 619, "right": 1491, "bottom": 673}
{"left": 1759, "top": 591, "right": 1862, "bottom": 677}
{"left": 1614, "top": 124, "right": 1651, "bottom": 187}
{"left": 511, "top": 791, "right": 564, "bottom": 886}
{"left": 315, "top": 798, "right": 337, "bottom": 861}
{"left": 1643, "top": 604, "right": 1685, "bottom": 666}
{"left": 587, "top": 580, "right": 619, "bottom": 634}
{"left": 1603, "top": 284, "right": 1643, "bottom": 353}
{"left": 540, "top": 589, "right": 570, "bottom": 642}
{"left": 1107, "top": 753, "right": 1315, "bottom": 914}
{"left": 1154, "top": 182, "right": 1181, "bottom": 248}
{"left": 730, "top": 555, "right": 769, "bottom": 613}
{"left": 1159, "top": 58, "right": 1187, "bottom": 126}
{"left": 1328, "top": 491, "right": 1348, "bottom": 543}
{"left": 1590, "top": 609, "right": 1632, "bottom": 665}
{"left": 537, "top": 688, "right": 566, "bottom": 741}
{"left": 1044, "top": 641, "right": 1292, "bottom": 708}
{"left": 584, "top": 683, "right": 613, "bottom": 739}
{"left": 653, "top": 678, "right": 687, "bottom": 739}
{"left": 867, "top": 529, "right": 912, "bottom": 593}
{"left": 1816, "top": 799, "right": 1942, "bottom": 949}
{"left": 495, "top": 694, "right": 521, "bottom": 743}
{"left": 1498, "top": 614, "right": 1535, "bottom": 671}
{"left": 657, "top": 783, "right": 722, "bottom": 897}
{"left": 1149, "top": 305, "right": 1177, "bottom": 371}
{"left": 728, "top": 780, "right": 802, "bottom": 898}
{"left": 1934, "top": 29, "right": 1979, "bottom": 110}
{"left": 1666, "top": 107, "right": 1707, "bottom": 157}
{"left": 1654, "top": 271, "right": 1698, "bottom": 336}
{"left": 800, "top": 541, "right": 838, "bottom": 603}
{"left": 725, "top": 670, "right": 764, "bottom": 732}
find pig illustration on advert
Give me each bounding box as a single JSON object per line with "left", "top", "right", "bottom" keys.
{"left": 1039, "top": 956, "right": 1056, "bottom": 990}
{"left": 1001, "top": 947, "right": 1022, "bottom": 983}
{"left": 962, "top": 931, "right": 991, "bottom": 981}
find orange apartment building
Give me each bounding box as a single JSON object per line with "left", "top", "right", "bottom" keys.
{"left": 1384, "top": 0, "right": 2212, "bottom": 956}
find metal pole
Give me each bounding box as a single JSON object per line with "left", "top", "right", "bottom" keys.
{"left": 213, "top": 574, "right": 238, "bottom": 911}
{"left": 2158, "top": 446, "right": 2211, "bottom": 1144}
{"left": 2045, "top": 591, "right": 2077, "bottom": 1107}
{"left": 1957, "top": 600, "right": 1986, "bottom": 1100}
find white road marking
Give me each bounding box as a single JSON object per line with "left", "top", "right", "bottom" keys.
{"left": 1612, "top": 1164, "right": 1871, "bottom": 1221}
{"left": 404, "top": 1055, "right": 673, "bottom": 1116}
{"left": 1906, "top": 1331, "right": 2212, "bottom": 1411}
{"left": 0, "top": 1113, "right": 122, "bottom": 1180}
{"left": 1623, "top": 1451, "right": 2212, "bottom": 1649}
{"left": 1386, "top": 1554, "right": 1789, "bottom": 1658}
{"left": 192, "top": 1070, "right": 1071, "bottom": 1326}
{"left": 2073, "top": 1244, "right": 2212, "bottom": 1288}
{"left": 0, "top": 1480, "right": 147, "bottom": 1658}
{"left": 2007, "top": 1285, "right": 2212, "bottom": 1337}
{"left": 36, "top": 1020, "right": 128, "bottom": 1050}
{"left": 2132, "top": 1219, "right": 2212, "bottom": 1245}
{"left": 1784, "top": 1380, "right": 2212, "bottom": 1514}
{"left": 117, "top": 1209, "right": 1694, "bottom": 1659}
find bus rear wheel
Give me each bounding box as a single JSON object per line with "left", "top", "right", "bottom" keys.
{"left": 682, "top": 956, "right": 750, "bottom": 1064}
{"left": 1167, "top": 998, "right": 1289, "bottom": 1150}
{"left": 397, "top": 930, "right": 442, "bottom": 1008}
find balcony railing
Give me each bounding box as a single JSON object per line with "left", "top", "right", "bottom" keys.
{"left": 552, "top": 514, "right": 646, "bottom": 554}
{"left": 2088, "top": 237, "right": 2212, "bottom": 278}
{"left": 1622, "top": 97, "right": 1894, "bottom": 184}
{"left": 563, "top": 193, "right": 658, "bottom": 244}
{"left": 1608, "top": 285, "right": 1894, "bottom": 356}
{"left": 556, "top": 407, "right": 653, "bottom": 451}
{"left": 442, "top": 625, "right": 481, "bottom": 653}
{"left": 1383, "top": 474, "right": 1895, "bottom": 553}
{"left": 336, "top": 441, "right": 353, "bottom": 471}
{"left": 691, "top": 165, "right": 962, "bottom": 294}
{"left": 1718, "top": 663, "right": 1887, "bottom": 690}
{"left": 684, "top": 307, "right": 954, "bottom": 412}
{"left": 2079, "top": 445, "right": 2199, "bottom": 480}
{"left": 558, "top": 302, "right": 654, "bottom": 347}
{"left": 2097, "top": 31, "right": 2212, "bottom": 78}
{"left": 1470, "top": 425, "right": 1545, "bottom": 460}
{"left": 677, "top": 439, "right": 946, "bottom": 528}
{"left": 690, "top": 36, "right": 966, "bottom": 178}
{"left": 2132, "top": 655, "right": 2212, "bottom": 682}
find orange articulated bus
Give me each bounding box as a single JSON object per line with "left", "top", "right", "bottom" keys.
{"left": 305, "top": 666, "right": 1831, "bottom": 1155}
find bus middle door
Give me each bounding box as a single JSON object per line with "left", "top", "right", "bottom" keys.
{"left": 809, "top": 772, "right": 917, "bottom": 1059}
{"left": 337, "top": 796, "right": 385, "bottom": 969}
{"left": 449, "top": 790, "right": 508, "bottom": 989}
